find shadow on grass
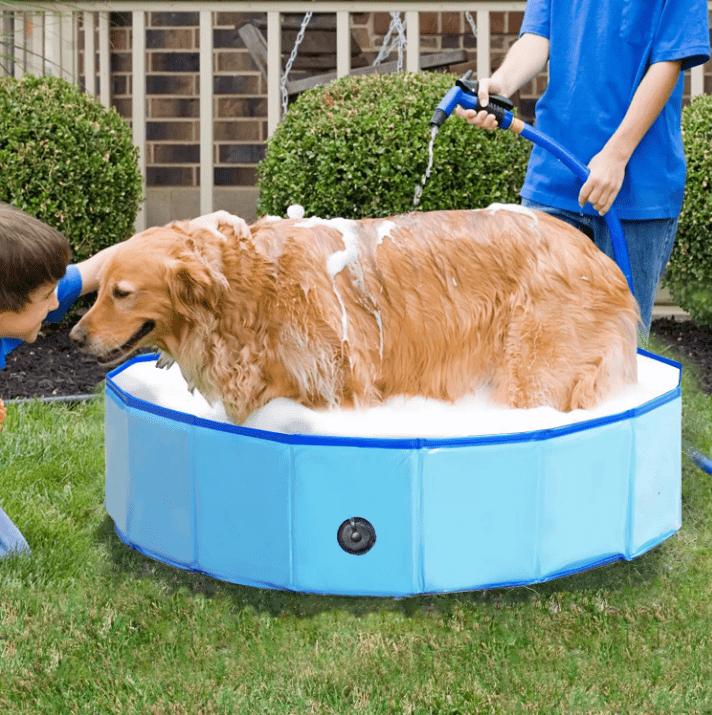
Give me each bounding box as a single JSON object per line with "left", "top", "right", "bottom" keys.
{"left": 97, "top": 510, "right": 676, "bottom": 620}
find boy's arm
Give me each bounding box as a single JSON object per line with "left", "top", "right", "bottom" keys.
{"left": 0, "top": 398, "right": 6, "bottom": 431}
{"left": 75, "top": 243, "right": 120, "bottom": 296}
{"left": 45, "top": 243, "right": 121, "bottom": 323}
{"left": 578, "top": 59, "right": 683, "bottom": 215}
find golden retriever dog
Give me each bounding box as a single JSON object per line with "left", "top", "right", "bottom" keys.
{"left": 70, "top": 207, "right": 639, "bottom": 423}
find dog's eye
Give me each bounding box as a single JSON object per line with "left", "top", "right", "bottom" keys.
{"left": 113, "top": 286, "right": 132, "bottom": 299}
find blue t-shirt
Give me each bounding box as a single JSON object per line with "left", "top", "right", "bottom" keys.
{"left": 0, "top": 264, "right": 83, "bottom": 370}
{"left": 520, "top": 0, "right": 711, "bottom": 219}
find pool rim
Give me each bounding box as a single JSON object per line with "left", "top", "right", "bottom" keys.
{"left": 106, "top": 348, "right": 682, "bottom": 450}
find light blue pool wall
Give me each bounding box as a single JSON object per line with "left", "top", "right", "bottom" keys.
{"left": 105, "top": 352, "right": 681, "bottom": 597}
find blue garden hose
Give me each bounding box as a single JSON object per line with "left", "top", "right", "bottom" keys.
{"left": 683, "top": 441, "right": 712, "bottom": 475}
{"left": 431, "top": 71, "right": 636, "bottom": 296}
{"left": 432, "top": 71, "right": 712, "bottom": 476}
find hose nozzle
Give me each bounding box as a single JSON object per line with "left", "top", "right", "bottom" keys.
{"left": 430, "top": 70, "right": 515, "bottom": 128}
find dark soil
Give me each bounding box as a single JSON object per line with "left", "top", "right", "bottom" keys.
{"left": 0, "top": 313, "right": 711, "bottom": 401}
{"left": 648, "top": 317, "right": 712, "bottom": 395}
{"left": 0, "top": 312, "right": 126, "bottom": 401}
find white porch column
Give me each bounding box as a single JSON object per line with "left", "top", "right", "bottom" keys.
{"left": 132, "top": 10, "right": 146, "bottom": 232}
{"left": 267, "top": 10, "right": 281, "bottom": 136}
{"left": 199, "top": 10, "right": 214, "bottom": 215}
{"left": 405, "top": 10, "right": 420, "bottom": 74}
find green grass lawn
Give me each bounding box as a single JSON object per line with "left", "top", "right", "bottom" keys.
{"left": 1, "top": 336, "right": 711, "bottom": 715}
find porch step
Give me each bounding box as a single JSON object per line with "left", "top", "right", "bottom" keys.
{"left": 653, "top": 286, "right": 690, "bottom": 321}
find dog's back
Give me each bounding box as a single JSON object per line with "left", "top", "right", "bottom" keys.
{"left": 246, "top": 207, "right": 638, "bottom": 412}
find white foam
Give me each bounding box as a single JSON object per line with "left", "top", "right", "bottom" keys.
{"left": 486, "top": 203, "right": 539, "bottom": 223}
{"left": 295, "top": 217, "right": 359, "bottom": 280}
{"left": 296, "top": 217, "right": 361, "bottom": 345}
{"left": 376, "top": 220, "right": 397, "bottom": 244}
{"left": 112, "top": 361, "right": 229, "bottom": 423}
{"left": 325, "top": 233, "right": 359, "bottom": 280}
{"left": 112, "top": 354, "right": 679, "bottom": 440}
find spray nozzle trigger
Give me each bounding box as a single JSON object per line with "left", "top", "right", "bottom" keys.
{"left": 430, "top": 70, "right": 515, "bottom": 128}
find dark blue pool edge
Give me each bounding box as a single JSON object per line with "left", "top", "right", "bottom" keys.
{"left": 105, "top": 348, "right": 682, "bottom": 450}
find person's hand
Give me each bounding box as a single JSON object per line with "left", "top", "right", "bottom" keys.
{"left": 454, "top": 78, "right": 504, "bottom": 131}
{"left": 0, "top": 398, "right": 6, "bottom": 432}
{"left": 578, "top": 147, "right": 627, "bottom": 216}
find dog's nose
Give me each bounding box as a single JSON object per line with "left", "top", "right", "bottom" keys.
{"left": 69, "top": 323, "right": 88, "bottom": 349}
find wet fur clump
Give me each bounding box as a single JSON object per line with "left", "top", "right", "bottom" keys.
{"left": 70, "top": 208, "right": 640, "bottom": 423}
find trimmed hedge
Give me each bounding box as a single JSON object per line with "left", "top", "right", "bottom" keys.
{"left": 0, "top": 74, "right": 142, "bottom": 262}
{"left": 257, "top": 72, "right": 530, "bottom": 219}
{"left": 663, "top": 94, "right": 712, "bottom": 325}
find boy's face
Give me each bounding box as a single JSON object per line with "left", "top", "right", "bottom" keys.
{"left": 0, "top": 281, "right": 60, "bottom": 343}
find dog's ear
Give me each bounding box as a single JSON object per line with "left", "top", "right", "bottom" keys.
{"left": 167, "top": 225, "right": 230, "bottom": 317}
{"left": 168, "top": 253, "right": 226, "bottom": 317}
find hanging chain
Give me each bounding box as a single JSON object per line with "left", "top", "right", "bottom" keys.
{"left": 392, "top": 12, "right": 407, "bottom": 72}
{"left": 282, "top": 9, "right": 477, "bottom": 113}
{"left": 373, "top": 12, "right": 407, "bottom": 72}
{"left": 372, "top": 13, "right": 397, "bottom": 66}
{"left": 281, "top": 11, "right": 313, "bottom": 116}
{"left": 465, "top": 11, "right": 477, "bottom": 39}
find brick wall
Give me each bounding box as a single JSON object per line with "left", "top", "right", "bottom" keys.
{"left": 106, "top": 10, "right": 267, "bottom": 189}
{"left": 91, "top": 9, "right": 710, "bottom": 192}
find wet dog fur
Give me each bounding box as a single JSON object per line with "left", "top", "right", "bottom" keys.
{"left": 70, "top": 208, "right": 639, "bottom": 423}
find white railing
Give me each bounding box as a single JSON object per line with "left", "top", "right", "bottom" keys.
{"left": 3, "top": 1, "right": 710, "bottom": 231}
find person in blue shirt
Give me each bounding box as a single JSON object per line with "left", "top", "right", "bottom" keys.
{"left": 457, "top": 0, "right": 711, "bottom": 336}
{"left": 0, "top": 203, "right": 120, "bottom": 556}
{"left": 0, "top": 203, "right": 118, "bottom": 430}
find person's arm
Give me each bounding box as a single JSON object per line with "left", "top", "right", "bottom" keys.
{"left": 0, "top": 398, "right": 6, "bottom": 431}
{"left": 579, "top": 59, "right": 682, "bottom": 215}
{"left": 75, "top": 243, "right": 120, "bottom": 296}
{"left": 455, "top": 33, "right": 550, "bottom": 129}
{"left": 45, "top": 243, "right": 121, "bottom": 323}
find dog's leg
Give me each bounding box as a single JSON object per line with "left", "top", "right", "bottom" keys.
{"left": 490, "top": 303, "right": 538, "bottom": 410}
{"left": 567, "top": 358, "right": 606, "bottom": 411}
{"left": 493, "top": 302, "right": 572, "bottom": 411}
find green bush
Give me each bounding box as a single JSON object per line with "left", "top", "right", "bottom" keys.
{"left": 257, "top": 72, "right": 530, "bottom": 219}
{"left": 663, "top": 94, "right": 712, "bottom": 325}
{"left": 0, "top": 74, "right": 142, "bottom": 263}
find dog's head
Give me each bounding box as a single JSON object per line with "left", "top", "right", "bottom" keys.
{"left": 70, "top": 222, "right": 230, "bottom": 365}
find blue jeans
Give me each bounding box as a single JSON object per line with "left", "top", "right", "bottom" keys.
{"left": 521, "top": 199, "right": 678, "bottom": 337}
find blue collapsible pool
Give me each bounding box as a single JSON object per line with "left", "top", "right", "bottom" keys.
{"left": 104, "top": 349, "right": 681, "bottom": 597}
{"left": 103, "top": 84, "right": 683, "bottom": 597}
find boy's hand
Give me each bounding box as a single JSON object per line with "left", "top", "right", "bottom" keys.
{"left": 455, "top": 78, "right": 505, "bottom": 131}
{"left": 579, "top": 147, "right": 627, "bottom": 216}
{"left": 0, "top": 398, "right": 6, "bottom": 431}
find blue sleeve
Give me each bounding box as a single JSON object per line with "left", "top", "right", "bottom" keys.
{"left": 520, "top": 0, "right": 550, "bottom": 39}
{"left": 652, "top": 0, "right": 710, "bottom": 70}
{"left": 45, "top": 264, "right": 83, "bottom": 323}
{"left": 0, "top": 338, "right": 23, "bottom": 370}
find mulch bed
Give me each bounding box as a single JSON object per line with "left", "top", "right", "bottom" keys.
{"left": 0, "top": 313, "right": 711, "bottom": 401}
{"left": 647, "top": 317, "right": 712, "bottom": 395}
{"left": 0, "top": 312, "right": 119, "bottom": 401}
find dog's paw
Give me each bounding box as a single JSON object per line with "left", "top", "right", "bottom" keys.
{"left": 155, "top": 352, "right": 176, "bottom": 370}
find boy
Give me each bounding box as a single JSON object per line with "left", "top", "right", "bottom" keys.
{"left": 457, "top": 0, "right": 710, "bottom": 335}
{"left": 0, "top": 203, "right": 118, "bottom": 430}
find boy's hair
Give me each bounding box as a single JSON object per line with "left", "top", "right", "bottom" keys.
{"left": 0, "top": 203, "right": 71, "bottom": 312}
